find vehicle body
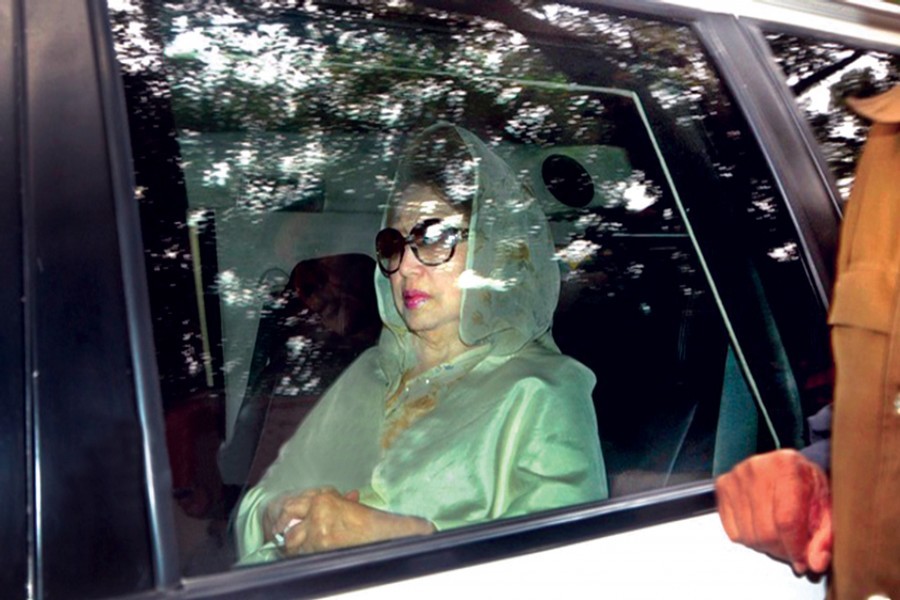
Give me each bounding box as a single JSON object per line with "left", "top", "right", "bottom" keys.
{"left": 1, "top": 0, "right": 897, "bottom": 598}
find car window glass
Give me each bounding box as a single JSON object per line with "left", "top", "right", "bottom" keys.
{"left": 764, "top": 32, "right": 900, "bottom": 202}
{"left": 108, "top": 0, "right": 831, "bottom": 577}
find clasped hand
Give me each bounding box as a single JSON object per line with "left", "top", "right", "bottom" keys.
{"left": 264, "top": 487, "right": 434, "bottom": 555}
{"left": 715, "top": 449, "right": 832, "bottom": 575}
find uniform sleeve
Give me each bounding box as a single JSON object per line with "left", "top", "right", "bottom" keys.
{"left": 494, "top": 361, "right": 609, "bottom": 519}
{"left": 799, "top": 404, "right": 832, "bottom": 474}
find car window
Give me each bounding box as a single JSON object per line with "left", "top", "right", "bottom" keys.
{"left": 764, "top": 31, "right": 900, "bottom": 202}
{"left": 108, "top": 0, "right": 831, "bottom": 579}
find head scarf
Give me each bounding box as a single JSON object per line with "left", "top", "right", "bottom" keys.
{"left": 375, "top": 123, "right": 560, "bottom": 365}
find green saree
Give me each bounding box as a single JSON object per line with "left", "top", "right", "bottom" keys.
{"left": 235, "top": 124, "right": 608, "bottom": 563}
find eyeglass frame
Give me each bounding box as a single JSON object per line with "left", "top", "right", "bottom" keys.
{"left": 375, "top": 217, "right": 469, "bottom": 276}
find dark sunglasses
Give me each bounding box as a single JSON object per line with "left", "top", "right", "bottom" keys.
{"left": 375, "top": 218, "right": 469, "bottom": 276}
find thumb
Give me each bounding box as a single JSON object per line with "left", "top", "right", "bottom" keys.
{"left": 344, "top": 489, "right": 361, "bottom": 502}
{"left": 806, "top": 500, "right": 833, "bottom": 574}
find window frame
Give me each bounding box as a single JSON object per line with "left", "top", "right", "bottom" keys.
{"left": 0, "top": 0, "right": 29, "bottom": 596}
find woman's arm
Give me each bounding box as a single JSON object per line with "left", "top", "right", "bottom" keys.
{"left": 497, "top": 364, "right": 609, "bottom": 518}
{"left": 233, "top": 348, "right": 386, "bottom": 562}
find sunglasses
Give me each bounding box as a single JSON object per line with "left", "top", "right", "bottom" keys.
{"left": 375, "top": 218, "right": 469, "bottom": 276}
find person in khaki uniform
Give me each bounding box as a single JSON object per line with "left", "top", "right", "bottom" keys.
{"left": 828, "top": 85, "right": 900, "bottom": 599}
{"left": 715, "top": 84, "right": 900, "bottom": 600}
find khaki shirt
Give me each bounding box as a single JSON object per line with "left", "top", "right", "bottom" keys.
{"left": 829, "top": 85, "right": 900, "bottom": 600}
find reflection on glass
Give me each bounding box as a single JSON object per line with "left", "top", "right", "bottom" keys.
{"left": 765, "top": 32, "right": 900, "bottom": 201}
{"left": 107, "top": 0, "right": 831, "bottom": 577}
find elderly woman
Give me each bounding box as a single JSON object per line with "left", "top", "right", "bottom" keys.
{"left": 235, "top": 123, "right": 607, "bottom": 563}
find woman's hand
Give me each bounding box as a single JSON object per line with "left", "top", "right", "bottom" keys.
{"left": 267, "top": 487, "right": 434, "bottom": 555}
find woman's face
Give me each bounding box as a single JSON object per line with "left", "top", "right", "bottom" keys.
{"left": 388, "top": 184, "right": 469, "bottom": 344}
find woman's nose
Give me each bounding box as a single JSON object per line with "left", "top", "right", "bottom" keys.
{"left": 397, "top": 244, "right": 423, "bottom": 277}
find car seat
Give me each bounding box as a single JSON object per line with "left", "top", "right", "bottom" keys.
{"left": 218, "top": 253, "right": 382, "bottom": 489}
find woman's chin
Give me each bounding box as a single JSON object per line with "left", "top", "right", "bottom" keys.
{"left": 402, "top": 313, "right": 433, "bottom": 334}
{"left": 402, "top": 314, "right": 459, "bottom": 339}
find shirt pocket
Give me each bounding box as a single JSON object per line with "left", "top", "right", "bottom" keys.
{"left": 828, "top": 264, "right": 898, "bottom": 334}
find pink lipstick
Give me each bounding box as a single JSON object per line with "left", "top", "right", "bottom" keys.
{"left": 403, "top": 290, "right": 430, "bottom": 309}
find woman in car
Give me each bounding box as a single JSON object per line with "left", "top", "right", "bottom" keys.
{"left": 235, "top": 123, "right": 608, "bottom": 563}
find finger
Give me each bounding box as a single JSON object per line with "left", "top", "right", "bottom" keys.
{"left": 264, "top": 493, "right": 295, "bottom": 541}
{"left": 773, "top": 460, "right": 820, "bottom": 570}
{"left": 274, "top": 496, "right": 312, "bottom": 534}
{"left": 272, "top": 518, "right": 303, "bottom": 549}
{"left": 718, "top": 468, "right": 760, "bottom": 547}
{"left": 806, "top": 520, "right": 833, "bottom": 574}
{"left": 715, "top": 475, "right": 742, "bottom": 542}
{"left": 805, "top": 472, "right": 833, "bottom": 574}
{"left": 736, "top": 486, "right": 791, "bottom": 561}
{"left": 757, "top": 514, "right": 793, "bottom": 562}
{"left": 344, "top": 489, "right": 360, "bottom": 502}
{"left": 770, "top": 497, "right": 803, "bottom": 564}
{"left": 299, "top": 499, "right": 336, "bottom": 553}
{"left": 267, "top": 489, "right": 314, "bottom": 523}
{"left": 282, "top": 519, "right": 309, "bottom": 556}
{"left": 278, "top": 485, "right": 337, "bottom": 516}
{"left": 296, "top": 486, "right": 334, "bottom": 500}
{"left": 746, "top": 482, "right": 780, "bottom": 553}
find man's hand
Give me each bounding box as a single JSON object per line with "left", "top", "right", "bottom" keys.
{"left": 269, "top": 487, "right": 434, "bottom": 555}
{"left": 715, "top": 449, "right": 832, "bottom": 575}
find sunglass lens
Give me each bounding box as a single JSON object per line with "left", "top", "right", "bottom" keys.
{"left": 413, "top": 220, "right": 456, "bottom": 265}
{"left": 376, "top": 228, "right": 405, "bottom": 273}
